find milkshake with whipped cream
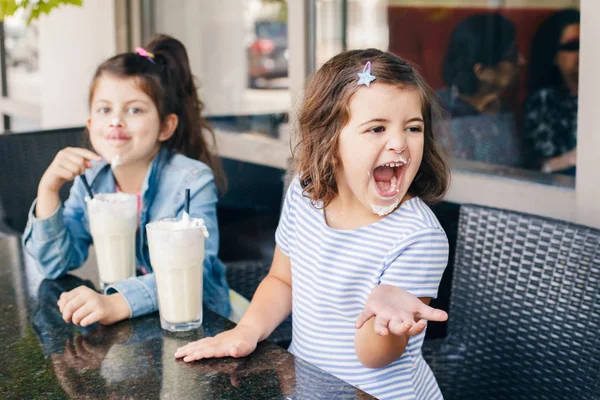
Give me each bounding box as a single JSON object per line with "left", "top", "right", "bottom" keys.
{"left": 146, "top": 216, "right": 207, "bottom": 331}
{"left": 86, "top": 193, "right": 138, "bottom": 288}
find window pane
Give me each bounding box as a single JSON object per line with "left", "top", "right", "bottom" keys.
{"left": 1, "top": 11, "right": 42, "bottom": 133}
{"left": 153, "top": 0, "right": 290, "bottom": 139}
{"left": 316, "top": 0, "right": 580, "bottom": 185}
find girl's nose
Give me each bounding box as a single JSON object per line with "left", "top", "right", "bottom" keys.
{"left": 386, "top": 132, "right": 407, "bottom": 154}
{"left": 110, "top": 117, "right": 124, "bottom": 128}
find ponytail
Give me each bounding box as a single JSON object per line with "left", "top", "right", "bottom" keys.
{"left": 145, "top": 34, "right": 226, "bottom": 192}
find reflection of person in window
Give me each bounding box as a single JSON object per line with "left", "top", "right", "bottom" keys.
{"left": 524, "top": 9, "right": 579, "bottom": 175}
{"left": 437, "top": 13, "right": 525, "bottom": 167}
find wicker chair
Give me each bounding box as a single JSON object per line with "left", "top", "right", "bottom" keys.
{"left": 422, "top": 204, "right": 600, "bottom": 400}
{"left": 225, "top": 259, "right": 293, "bottom": 348}
{"left": 0, "top": 128, "right": 86, "bottom": 232}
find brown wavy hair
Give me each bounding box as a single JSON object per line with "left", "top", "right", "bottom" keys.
{"left": 87, "top": 34, "right": 225, "bottom": 192}
{"left": 293, "top": 48, "right": 449, "bottom": 207}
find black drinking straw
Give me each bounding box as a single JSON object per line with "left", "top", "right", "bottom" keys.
{"left": 81, "top": 175, "right": 94, "bottom": 199}
{"left": 184, "top": 188, "right": 190, "bottom": 214}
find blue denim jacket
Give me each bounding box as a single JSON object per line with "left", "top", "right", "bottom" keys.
{"left": 23, "top": 147, "right": 231, "bottom": 318}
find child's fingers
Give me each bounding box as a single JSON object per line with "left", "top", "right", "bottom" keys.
{"left": 58, "top": 289, "right": 79, "bottom": 311}
{"left": 177, "top": 338, "right": 254, "bottom": 362}
{"left": 62, "top": 153, "right": 94, "bottom": 172}
{"left": 62, "top": 152, "right": 89, "bottom": 169}
{"left": 54, "top": 166, "right": 78, "bottom": 182}
{"left": 416, "top": 304, "right": 448, "bottom": 322}
{"left": 59, "top": 159, "right": 86, "bottom": 176}
{"left": 74, "top": 334, "right": 93, "bottom": 356}
{"left": 73, "top": 334, "right": 88, "bottom": 357}
{"left": 71, "top": 302, "right": 95, "bottom": 326}
{"left": 62, "top": 295, "right": 86, "bottom": 323}
{"left": 80, "top": 311, "right": 102, "bottom": 327}
{"left": 355, "top": 309, "right": 375, "bottom": 329}
{"left": 373, "top": 314, "right": 391, "bottom": 336}
{"left": 66, "top": 148, "right": 102, "bottom": 162}
{"left": 407, "top": 319, "right": 427, "bottom": 336}
{"left": 57, "top": 293, "right": 66, "bottom": 310}
{"left": 182, "top": 343, "right": 228, "bottom": 362}
{"left": 388, "top": 315, "right": 414, "bottom": 336}
{"left": 175, "top": 339, "right": 210, "bottom": 358}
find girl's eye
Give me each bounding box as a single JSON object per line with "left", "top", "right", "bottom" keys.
{"left": 368, "top": 126, "right": 385, "bottom": 134}
{"left": 407, "top": 126, "right": 423, "bottom": 133}
{"left": 98, "top": 107, "right": 110, "bottom": 114}
{"left": 128, "top": 107, "right": 143, "bottom": 114}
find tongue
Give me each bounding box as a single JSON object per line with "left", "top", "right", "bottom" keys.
{"left": 373, "top": 166, "right": 394, "bottom": 182}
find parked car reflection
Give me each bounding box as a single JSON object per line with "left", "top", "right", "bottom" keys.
{"left": 248, "top": 20, "right": 288, "bottom": 89}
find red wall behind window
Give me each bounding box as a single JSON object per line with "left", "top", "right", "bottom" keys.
{"left": 388, "top": 7, "right": 559, "bottom": 105}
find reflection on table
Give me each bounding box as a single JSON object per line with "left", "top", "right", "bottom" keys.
{"left": 0, "top": 235, "right": 374, "bottom": 399}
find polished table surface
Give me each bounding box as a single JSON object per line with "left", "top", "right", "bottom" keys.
{"left": 0, "top": 235, "right": 374, "bottom": 399}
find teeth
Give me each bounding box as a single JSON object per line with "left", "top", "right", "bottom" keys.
{"left": 381, "top": 161, "right": 405, "bottom": 168}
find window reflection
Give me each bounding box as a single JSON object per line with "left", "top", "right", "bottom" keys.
{"left": 316, "top": 1, "right": 581, "bottom": 183}
{"left": 153, "top": 0, "right": 290, "bottom": 138}
{"left": 438, "top": 13, "right": 525, "bottom": 168}
{"left": 524, "top": 8, "right": 579, "bottom": 176}
{"left": 1, "top": 11, "right": 41, "bottom": 133}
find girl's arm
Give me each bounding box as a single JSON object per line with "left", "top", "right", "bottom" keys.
{"left": 354, "top": 227, "right": 449, "bottom": 368}
{"left": 175, "top": 245, "right": 292, "bottom": 361}
{"left": 23, "top": 175, "right": 94, "bottom": 279}
{"left": 175, "top": 176, "right": 298, "bottom": 361}
{"left": 236, "top": 246, "right": 293, "bottom": 341}
{"left": 541, "top": 148, "right": 577, "bottom": 173}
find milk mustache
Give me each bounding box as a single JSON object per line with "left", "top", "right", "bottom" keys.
{"left": 146, "top": 216, "right": 207, "bottom": 331}
{"left": 86, "top": 193, "right": 137, "bottom": 288}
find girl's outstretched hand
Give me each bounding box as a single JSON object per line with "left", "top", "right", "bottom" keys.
{"left": 355, "top": 284, "right": 448, "bottom": 337}
{"left": 174, "top": 324, "right": 261, "bottom": 362}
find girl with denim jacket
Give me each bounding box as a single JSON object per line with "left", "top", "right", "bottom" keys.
{"left": 23, "top": 34, "right": 231, "bottom": 327}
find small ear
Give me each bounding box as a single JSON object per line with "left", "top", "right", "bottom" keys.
{"left": 158, "top": 114, "right": 179, "bottom": 142}
{"left": 86, "top": 117, "right": 92, "bottom": 131}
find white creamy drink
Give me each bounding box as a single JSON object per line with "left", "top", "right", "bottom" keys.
{"left": 146, "top": 217, "right": 207, "bottom": 331}
{"left": 86, "top": 193, "right": 137, "bottom": 288}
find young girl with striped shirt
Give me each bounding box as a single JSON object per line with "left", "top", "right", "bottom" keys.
{"left": 176, "top": 49, "right": 450, "bottom": 400}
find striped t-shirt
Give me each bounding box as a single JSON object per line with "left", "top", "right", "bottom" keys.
{"left": 275, "top": 178, "right": 448, "bottom": 400}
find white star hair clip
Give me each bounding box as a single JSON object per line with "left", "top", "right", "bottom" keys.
{"left": 357, "top": 61, "right": 376, "bottom": 87}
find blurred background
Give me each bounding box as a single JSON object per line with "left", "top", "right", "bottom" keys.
{"left": 0, "top": 0, "right": 598, "bottom": 228}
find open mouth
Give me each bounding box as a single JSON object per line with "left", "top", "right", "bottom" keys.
{"left": 371, "top": 158, "right": 408, "bottom": 200}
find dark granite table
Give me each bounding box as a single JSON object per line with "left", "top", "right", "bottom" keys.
{"left": 0, "top": 235, "right": 375, "bottom": 399}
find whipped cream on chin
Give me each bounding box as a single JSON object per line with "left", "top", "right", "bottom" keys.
{"left": 111, "top": 154, "right": 123, "bottom": 169}
{"left": 371, "top": 198, "right": 401, "bottom": 216}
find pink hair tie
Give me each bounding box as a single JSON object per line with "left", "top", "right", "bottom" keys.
{"left": 135, "top": 47, "right": 156, "bottom": 64}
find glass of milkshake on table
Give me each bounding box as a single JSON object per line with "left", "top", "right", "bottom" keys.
{"left": 146, "top": 190, "right": 207, "bottom": 331}
{"left": 85, "top": 192, "right": 138, "bottom": 289}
